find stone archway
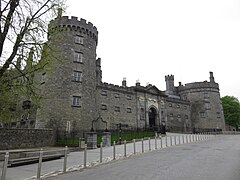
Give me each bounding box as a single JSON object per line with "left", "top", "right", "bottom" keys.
{"left": 148, "top": 107, "right": 157, "bottom": 128}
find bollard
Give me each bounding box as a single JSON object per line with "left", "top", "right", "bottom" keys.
{"left": 165, "top": 136, "right": 168, "bottom": 147}
{"left": 133, "top": 139, "right": 136, "bottom": 154}
{"left": 142, "top": 138, "right": 144, "bottom": 153}
{"left": 84, "top": 144, "right": 87, "bottom": 168}
{"left": 155, "top": 136, "right": 157, "bottom": 150}
{"left": 100, "top": 142, "right": 103, "bottom": 163}
{"left": 124, "top": 140, "right": 127, "bottom": 157}
{"left": 182, "top": 135, "right": 185, "bottom": 144}
{"left": 160, "top": 136, "right": 162, "bottom": 148}
{"left": 170, "top": 136, "right": 172, "bottom": 146}
{"left": 79, "top": 137, "right": 81, "bottom": 148}
{"left": 113, "top": 141, "right": 116, "bottom": 160}
{"left": 63, "top": 146, "right": 68, "bottom": 173}
{"left": 148, "top": 137, "right": 151, "bottom": 151}
{"left": 1, "top": 152, "right": 9, "bottom": 180}
{"left": 178, "top": 136, "right": 181, "bottom": 145}
{"left": 37, "top": 149, "right": 43, "bottom": 179}
{"left": 186, "top": 135, "right": 188, "bottom": 143}
{"left": 174, "top": 136, "right": 176, "bottom": 145}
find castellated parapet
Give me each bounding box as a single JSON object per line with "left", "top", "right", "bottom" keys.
{"left": 48, "top": 16, "right": 98, "bottom": 44}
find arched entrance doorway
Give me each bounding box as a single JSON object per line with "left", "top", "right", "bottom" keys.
{"left": 148, "top": 107, "right": 157, "bottom": 128}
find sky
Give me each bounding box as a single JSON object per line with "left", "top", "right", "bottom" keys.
{"left": 65, "top": 0, "right": 240, "bottom": 99}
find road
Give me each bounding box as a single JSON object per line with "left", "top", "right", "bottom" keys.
{"left": 46, "top": 135, "right": 240, "bottom": 180}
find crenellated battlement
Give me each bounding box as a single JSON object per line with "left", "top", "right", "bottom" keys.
{"left": 48, "top": 16, "right": 98, "bottom": 44}
{"left": 165, "top": 75, "right": 174, "bottom": 81}
{"left": 178, "top": 81, "right": 219, "bottom": 92}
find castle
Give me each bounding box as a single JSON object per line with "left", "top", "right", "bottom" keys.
{"left": 34, "top": 15, "right": 225, "bottom": 132}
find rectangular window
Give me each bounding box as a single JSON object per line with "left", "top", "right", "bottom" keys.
{"left": 205, "top": 103, "right": 211, "bottom": 110}
{"left": 177, "top": 104, "right": 180, "bottom": 108}
{"left": 185, "top": 115, "right": 188, "bottom": 119}
{"left": 101, "top": 104, "right": 107, "bottom": 110}
{"left": 75, "top": 36, "right": 84, "bottom": 44}
{"left": 200, "top": 112, "right": 205, "bottom": 118}
{"left": 115, "top": 106, "right": 120, "bottom": 112}
{"left": 73, "top": 71, "right": 82, "bottom": 82}
{"left": 127, "top": 95, "right": 132, "bottom": 100}
{"left": 169, "top": 103, "right": 172, "bottom": 107}
{"left": 72, "top": 96, "right": 81, "bottom": 107}
{"left": 203, "top": 92, "right": 209, "bottom": 99}
{"left": 74, "top": 52, "right": 83, "bottom": 63}
{"left": 101, "top": 90, "right": 107, "bottom": 96}
{"left": 115, "top": 93, "right": 120, "bottom": 98}
{"left": 127, "top": 107, "right": 132, "bottom": 113}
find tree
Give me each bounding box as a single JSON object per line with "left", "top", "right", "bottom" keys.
{"left": 221, "top": 96, "right": 240, "bottom": 130}
{"left": 0, "top": 0, "right": 65, "bottom": 124}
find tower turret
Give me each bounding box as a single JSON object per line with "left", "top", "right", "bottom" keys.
{"left": 165, "top": 75, "right": 175, "bottom": 95}
{"left": 36, "top": 16, "right": 98, "bottom": 131}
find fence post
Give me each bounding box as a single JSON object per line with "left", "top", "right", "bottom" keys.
{"left": 186, "top": 135, "right": 188, "bottom": 143}
{"left": 148, "top": 137, "right": 151, "bottom": 151}
{"left": 1, "top": 152, "right": 9, "bottom": 180}
{"left": 133, "top": 139, "right": 136, "bottom": 154}
{"left": 178, "top": 136, "right": 181, "bottom": 144}
{"left": 84, "top": 144, "right": 87, "bottom": 168}
{"left": 63, "top": 146, "right": 68, "bottom": 173}
{"left": 142, "top": 138, "right": 144, "bottom": 153}
{"left": 37, "top": 149, "right": 43, "bottom": 179}
{"left": 174, "top": 136, "right": 176, "bottom": 145}
{"left": 124, "top": 140, "right": 127, "bottom": 157}
{"left": 165, "top": 136, "right": 168, "bottom": 147}
{"left": 100, "top": 142, "right": 103, "bottom": 163}
{"left": 113, "top": 141, "right": 116, "bottom": 160}
{"left": 182, "top": 135, "right": 184, "bottom": 144}
{"left": 160, "top": 136, "right": 162, "bottom": 148}
{"left": 170, "top": 136, "right": 172, "bottom": 146}
{"left": 155, "top": 136, "right": 157, "bottom": 150}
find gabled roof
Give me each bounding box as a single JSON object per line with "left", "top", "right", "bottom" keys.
{"left": 132, "top": 84, "right": 167, "bottom": 97}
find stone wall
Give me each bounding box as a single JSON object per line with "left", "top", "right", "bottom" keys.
{"left": 0, "top": 128, "right": 55, "bottom": 150}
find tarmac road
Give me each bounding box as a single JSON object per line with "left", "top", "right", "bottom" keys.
{"left": 46, "top": 135, "right": 240, "bottom": 180}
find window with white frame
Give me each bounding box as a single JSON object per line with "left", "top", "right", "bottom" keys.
{"left": 114, "top": 106, "right": 120, "bottom": 112}
{"left": 74, "top": 52, "right": 83, "bottom": 63}
{"left": 75, "top": 36, "right": 84, "bottom": 44}
{"left": 72, "top": 96, "right": 81, "bottom": 107}
{"left": 127, "top": 107, "right": 132, "bottom": 113}
{"left": 127, "top": 95, "right": 132, "bottom": 100}
{"left": 73, "top": 71, "right": 82, "bottom": 82}
{"left": 101, "top": 104, "right": 107, "bottom": 110}
{"left": 200, "top": 112, "right": 206, "bottom": 118}
{"left": 101, "top": 90, "right": 107, "bottom": 96}
{"left": 205, "top": 102, "right": 211, "bottom": 110}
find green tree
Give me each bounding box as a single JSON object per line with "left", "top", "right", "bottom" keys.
{"left": 221, "top": 96, "right": 240, "bottom": 130}
{"left": 0, "top": 0, "right": 65, "bottom": 124}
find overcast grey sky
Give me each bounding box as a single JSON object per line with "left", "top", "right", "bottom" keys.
{"left": 65, "top": 0, "right": 240, "bottom": 99}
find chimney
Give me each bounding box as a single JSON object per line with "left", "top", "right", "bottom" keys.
{"left": 209, "top": 71, "right": 215, "bottom": 82}
{"left": 122, "top": 77, "right": 127, "bottom": 87}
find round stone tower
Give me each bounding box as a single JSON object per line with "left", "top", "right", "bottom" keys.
{"left": 35, "top": 15, "right": 98, "bottom": 131}
{"left": 177, "top": 72, "right": 225, "bottom": 131}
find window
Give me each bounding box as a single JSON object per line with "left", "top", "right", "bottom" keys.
{"left": 200, "top": 112, "right": 205, "bottom": 118}
{"left": 75, "top": 36, "right": 84, "bottom": 44}
{"left": 127, "top": 107, "right": 132, "bottom": 113}
{"left": 73, "top": 71, "right": 82, "bottom": 82}
{"left": 101, "top": 104, "right": 107, "bottom": 110}
{"left": 216, "top": 112, "right": 221, "bottom": 118}
{"left": 72, "top": 96, "right": 81, "bottom": 107}
{"left": 205, "top": 103, "right": 211, "bottom": 110}
{"left": 74, "top": 52, "right": 83, "bottom": 63}
{"left": 115, "top": 106, "right": 120, "bottom": 112}
{"left": 203, "top": 92, "right": 209, "bottom": 99}
{"left": 177, "top": 104, "right": 180, "bottom": 108}
{"left": 127, "top": 95, "right": 132, "bottom": 100}
{"left": 170, "top": 113, "right": 173, "bottom": 117}
{"left": 101, "top": 90, "right": 107, "bottom": 96}
{"left": 184, "top": 105, "right": 187, "bottom": 110}
{"left": 185, "top": 115, "right": 188, "bottom": 119}
{"left": 169, "top": 103, "right": 172, "bottom": 107}
{"left": 115, "top": 93, "right": 120, "bottom": 98}
{"left": 177, "top": 114, "right": 181, "bottom": 118}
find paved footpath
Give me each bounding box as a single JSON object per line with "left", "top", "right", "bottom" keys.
{"left": 1, "top": 133, "right": 215, "bottom": 179}
{"left": 45, "top": 135, "right": 240, "bottom": 180}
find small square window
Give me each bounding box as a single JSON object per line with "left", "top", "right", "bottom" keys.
{"left": 184, "top": 106, "right": 187, "bottom": 110}
{"left": 170, "top": 113, "right": 173, "bottom": 117}
{"left": 127, "top": 95, "right": 132, "bottom": 100}
{"left": 177, "top": 104, "right": 180, "bottom": 108}
{"left": 200, "top": 112, "right": 205, "bottom": 118}
{"left": 101, "top": 104, "right": 107, "bottom": 110}
{"left": 101, "top": 90, "right": 107, "bottom": 96}
{"left": 115, "top": 106, "right": 120, "bottom": 112}
{"left": 73, "top": 71, "right": 82, "bottom": 82}
{"left": 72, "top": 96, "right": 81, "bottom": 107}
{"left": 127, "top": 108, "right": 132, "bottom": 113}
{"left": 74, "top": 52, "right": 83, "bottom": 63}
{"left": 75, "top": 36, "right": 84, "bottom": 44}
{"left": 169, "top": 103, "right": 172, "bottom": 107}
{"left": 185, "top": 115, "right": 188, "bottom": 119}
{"left": 115, "top": 93, "right": 120, "bottom": 98}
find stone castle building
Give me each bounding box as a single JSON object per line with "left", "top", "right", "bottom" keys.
{"left": 35, "top": 15, "right": 225, "bottom": 132}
